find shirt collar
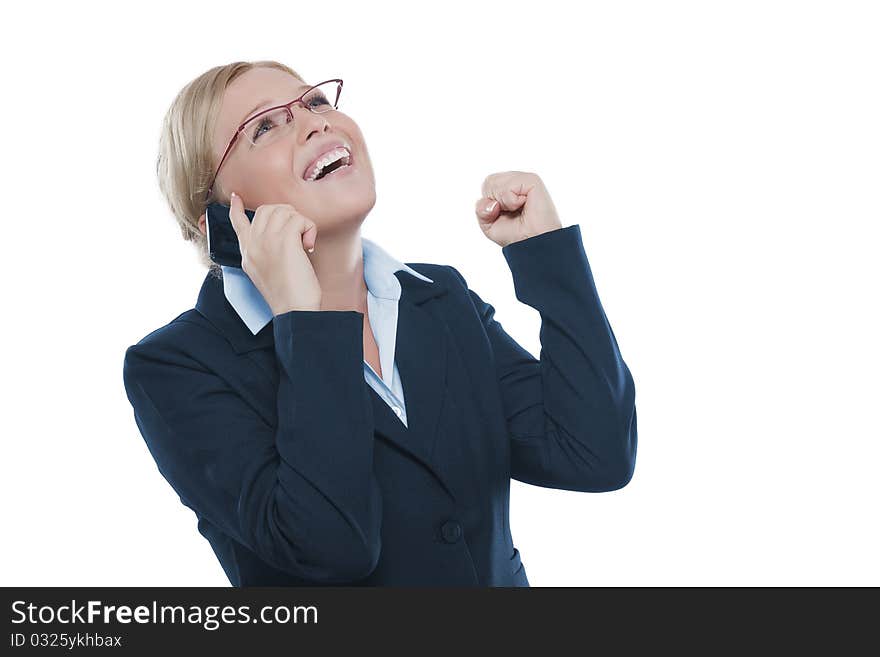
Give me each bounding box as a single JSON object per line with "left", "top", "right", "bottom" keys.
{"left": 221, "top": 237, "right": 434, "bottom": 335}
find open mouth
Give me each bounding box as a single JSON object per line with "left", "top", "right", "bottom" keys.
{"left": 314, "top": 156, "right": 351, "bottom": 180}
{"left": 305, "top": 150, "right": 354, "bottom": 182}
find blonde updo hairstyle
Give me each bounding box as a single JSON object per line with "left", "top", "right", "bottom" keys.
{"left": 156, "top": 60, "right": 305, "bottom": 278}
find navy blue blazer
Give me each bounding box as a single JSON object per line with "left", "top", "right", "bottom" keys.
{"left": 122, "top": 224, "right": 637, "bottom": 586}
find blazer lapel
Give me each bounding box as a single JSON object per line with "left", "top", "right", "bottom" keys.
{"left": 368, "top": 269, "right": 455, "bottom": 499}
{"left": 194, "top": 267, "right": 460, "bottom": 502}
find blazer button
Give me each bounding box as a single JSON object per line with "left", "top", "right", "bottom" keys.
{"left": 441, "top": 520, "right": 462, "bottom": 543}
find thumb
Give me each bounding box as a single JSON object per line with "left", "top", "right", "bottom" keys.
{"left": 476, "top": 197, "right": 499, "bottom": 218}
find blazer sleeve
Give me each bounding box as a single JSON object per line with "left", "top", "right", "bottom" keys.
{"left": 449, "top": 224, "right": 637, "bottom": 492}
{"left": 122, "top": 310, "right": 382, "bottom": 583}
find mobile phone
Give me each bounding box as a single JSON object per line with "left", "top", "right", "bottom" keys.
{"left": 205, "top": 201, "right": 257, "bottom": 268}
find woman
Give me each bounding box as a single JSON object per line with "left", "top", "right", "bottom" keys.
{"left": 122, "top": 60, "right": 638, "bottom": 587}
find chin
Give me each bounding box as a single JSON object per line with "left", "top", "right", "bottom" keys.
{"left": 301, "top": 182, "right": 376, "bottom": 229}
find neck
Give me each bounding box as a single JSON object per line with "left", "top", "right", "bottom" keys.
{"left": 307, "top": 228, "right": 368, "bottom": 313}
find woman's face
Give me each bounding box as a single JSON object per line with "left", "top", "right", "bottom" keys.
{"left": 201, "top": 67, "right": 376, "bottom": 235}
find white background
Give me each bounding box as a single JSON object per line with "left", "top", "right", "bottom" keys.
{"left": 1, "top": 0, "right": 877, "bottom": 586}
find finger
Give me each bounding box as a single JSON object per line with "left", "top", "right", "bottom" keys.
{"left": 481, "top": 171, "right": 517, "bottom": 198}
{"left": 482, "top": 182, "right": 524, "bottom": 214}
{"left": 275, "top": 208, "right": 316, "bottom": 252}
{"left": 262, "top": 206, "right": 286, "bottom": 237}
{"left": 250, "top": 203, "right": 273, "bottom": 242}
{"left": 302, "top": 221, "right": 318, "bottom": 253}
{"left": 476, "top": 197, "right": 499, "bottom": 220}
{"left": 500, "top": 188, "right": 525, "bottom": 212}
{"left": 228, "top": 192, "right": 249, "bottom": 248}
{"left": 267, "top": 205, "right": 302, "bottom": 241}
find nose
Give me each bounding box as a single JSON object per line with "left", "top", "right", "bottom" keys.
{"left": 295, "top": 110, "right": 331, "bottom": 145}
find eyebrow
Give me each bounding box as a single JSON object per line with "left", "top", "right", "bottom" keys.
{"left": 239, "top": 84, "right": 312, "bottom": 126}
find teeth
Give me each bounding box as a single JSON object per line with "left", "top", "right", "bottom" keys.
{"left": 306, "top": 147, "right": 351, "bottom": 181}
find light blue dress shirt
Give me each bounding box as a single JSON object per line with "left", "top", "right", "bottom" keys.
{"left": 220, "top": 237, "right": 434, "bottom": 428}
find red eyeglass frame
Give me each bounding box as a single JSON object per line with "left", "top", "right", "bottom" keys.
{"left": 206, "top": 78, "right": 344, "bottom": 199}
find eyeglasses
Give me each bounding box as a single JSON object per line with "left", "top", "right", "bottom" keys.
{"left": 206, "top": 78, "right": 343, "bottom": 200}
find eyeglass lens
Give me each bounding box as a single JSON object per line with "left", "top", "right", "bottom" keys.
{"left": 241, "top": 81, "right": 341, "bottom": 147}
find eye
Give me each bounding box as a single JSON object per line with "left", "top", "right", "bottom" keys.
{"left": 308, "top": 92, "right": 332, "bottom": 109}
{"left": 250, "top": 109, "right": 293, "bottom": 143}
{"left": 252, "top": 116, "right": 274, "bottom": 142}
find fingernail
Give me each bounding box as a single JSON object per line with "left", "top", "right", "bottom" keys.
{"left": 308, "top": 247, "right": 314, "bottom": 253}
{"left": 485, "top": 200, "right": 498, "bottom": 213}
{"left": 231, "top": 191, "right": 238, "bottom": 199}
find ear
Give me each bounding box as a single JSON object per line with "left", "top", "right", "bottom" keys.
{"left": 198, "top": 212, "right": 207, "bottom": 236}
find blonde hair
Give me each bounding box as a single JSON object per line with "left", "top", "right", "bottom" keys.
{"left": 156, "top": 60, "right": 305, "bottom": 277}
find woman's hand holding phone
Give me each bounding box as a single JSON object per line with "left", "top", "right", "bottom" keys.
{"left": 228, "top": 192, "right": 322, "bottom": 315}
